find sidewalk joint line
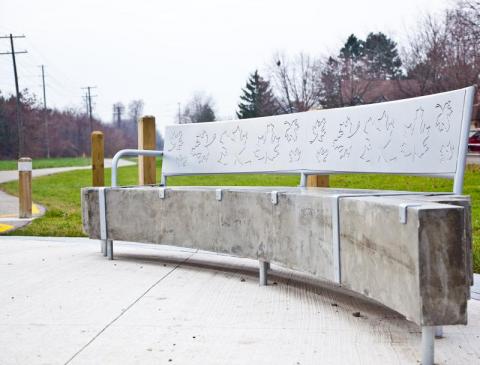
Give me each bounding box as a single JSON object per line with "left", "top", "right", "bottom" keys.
{"left": 63, "top": 250, "right": 197, "bottom": 365}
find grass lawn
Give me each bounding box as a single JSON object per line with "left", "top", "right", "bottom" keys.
{"left": 0, "top": 161, "right": 479, "bottom": 272}
{"left": 0, "top": 157, "right": 90, "bottom": 171}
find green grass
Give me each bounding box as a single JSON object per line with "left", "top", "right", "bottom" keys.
{"left": 0, "top": 162, "right": 479, "bottom": 272}
{"left": 0, "top": 157, "right": 90, "bottom": 171}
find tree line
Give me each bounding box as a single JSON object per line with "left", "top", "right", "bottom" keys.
{"left": 0, "top": 90, "right": 142, "bottom": 159}
{"left": 1, "top": 0, "right": 478, "bottom": 159}
{"left": 186, "top": 0, "right": 479, "bottom": 122}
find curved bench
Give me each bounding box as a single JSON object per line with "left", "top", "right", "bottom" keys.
{"left": 82, "top": 86, "right": 475, "bottom": 365}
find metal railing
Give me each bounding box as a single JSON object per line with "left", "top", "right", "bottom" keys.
{"left": 111, "top": 149, "right": 163, "bottom": 187}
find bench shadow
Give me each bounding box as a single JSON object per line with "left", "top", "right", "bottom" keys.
{"left": 112, "top": 246, "right": 413, "bottom": 332}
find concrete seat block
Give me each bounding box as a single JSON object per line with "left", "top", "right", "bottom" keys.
{"left": 81, "top": 186, "right": 471, "bottom": 327}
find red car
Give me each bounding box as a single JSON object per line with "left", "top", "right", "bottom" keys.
{"left": 469, "top": 130, "right": 480, "bottom": 152}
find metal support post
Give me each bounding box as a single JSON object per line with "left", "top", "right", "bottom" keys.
{"left": 259, "top": 260, "right": 269, "bottom": 286}
{"left": 107, "top": 239, "right": 113, "bottom": 260}
{"left": 421, "top": 326, "right": 435, "bottom": 365}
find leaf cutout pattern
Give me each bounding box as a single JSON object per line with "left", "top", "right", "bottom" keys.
{"left": 217, "top": 126, "right": 251, "bottom": 165}
{"left": 255, "top": 124, "right": 280, "bottom": 163}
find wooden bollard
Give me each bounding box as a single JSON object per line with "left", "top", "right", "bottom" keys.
{"left": 91, "top": 131, "right": 104, "bottom": 187}
{"left": 307, "top": 174, "right": 330, "bottom": 188}
{"left": 138, "top": 116, "right": 156, "bottom": 185}
{"left": 18, "top": 157, "right": 32, "bottom": 218}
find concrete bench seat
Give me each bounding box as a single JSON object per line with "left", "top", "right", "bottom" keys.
{"left": 82, "top": 186, "right": 472, "bottom": 328}
{"left": 82, "top": 86, "right": 476, "bottom": 365}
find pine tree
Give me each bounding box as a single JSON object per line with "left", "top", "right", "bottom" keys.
{"left": 363, "top": 32, "right": 402, "bottom": 79}
{"left": 237, "top": 70, "right": 278, "bottom": 119}
{"left": 340, "top": 34, "right": 364, "bottom": 60}
{"left": 339, "top": 33, "right": 402, "bottom": 80}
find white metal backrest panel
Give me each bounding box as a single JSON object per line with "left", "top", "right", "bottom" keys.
{"left": 163, "top": 87, "right": 472, "bottom": 176}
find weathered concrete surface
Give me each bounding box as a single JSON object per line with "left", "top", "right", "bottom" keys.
{"left": 340, "top": 195, "right": 469, "bottom": 326}
{"left": 81, "top": 186, "right": 471, "bottom": 326}
{"left": 401, "top": 194, "right": 474, "bottom": 288}
{"left": 1, "top": 236, "right": 480, "bottom": 365}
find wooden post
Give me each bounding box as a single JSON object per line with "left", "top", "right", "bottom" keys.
{"left": 306, "top": 106, "right": 330, "bottom": 188}
{"left": 306, "top": 174, "right": 330, "bottom": 188}
{"left": 18, "top": 157, "right": 32, "bottom": 218}
{"left": 91, "top": 131, "right": 104, "bottom": 187}
{"left": 138, "top": 115, "right": 156, "bottom": 185}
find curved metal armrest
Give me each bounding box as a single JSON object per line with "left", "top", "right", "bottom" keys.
{"left": 111, "top": 149, "right": 163, "bottom": 187}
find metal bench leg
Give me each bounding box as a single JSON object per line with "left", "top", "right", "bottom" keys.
{"left": 101, "top": 239, "right": 107, "bottom": 256}
{"left": 259, "top": 260, "right": 269, "bottom": 286}
{"left": 435, "top": 325, "right": 443, "bottom": 338}
{"left": 421, "top": 326, "right": 435, "bottom": 365}
{"left": 106, "top": 239, "right": 114, "bottom": 260}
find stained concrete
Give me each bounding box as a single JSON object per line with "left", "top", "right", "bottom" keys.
{"left": 81, "top": 186, "right": 472, "bottom": 327}
{"left": 1, "top": 237, "right": 479, "bottom": 365}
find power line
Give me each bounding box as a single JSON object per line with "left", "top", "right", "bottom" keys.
{"left": 0, "top": 34, "right": 27, "bottom": 158}
{"left": 39, "top": 65, "right": 50, "bottom": 158}
{"left": 24, "top": 38, "right": 79, "bottom": 89}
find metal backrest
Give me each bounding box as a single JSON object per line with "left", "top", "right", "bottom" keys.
{"left": 162, "top": 87, "right": 475, "bottom": 194}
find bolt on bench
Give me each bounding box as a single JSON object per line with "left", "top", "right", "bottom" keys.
{"left": 82, "top": 86, "right": 475, "bottom": 365}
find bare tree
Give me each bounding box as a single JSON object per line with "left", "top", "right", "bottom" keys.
{"left": 269, "top": 52, "right": 323, "bottom": 113}
{"left": 0, "top": 90, "right": 137, "bottom": 159}
{"left": 128, "top": 100, "right": 144, "bottom": 124}
{"left": 403, "top": 3, "right": 480, "bottom": 96}
{"left": 457, "top": 0, "right": 480, "bottom": 37}
{"left": 180, "top": 92, "right": 216, "bottom": 124}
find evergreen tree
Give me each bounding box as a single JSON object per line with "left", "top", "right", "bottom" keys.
{"left": 339, "top": 32, "right": 402, "bottom": 80}
{"left": 320, "top": 57, "right": 343, "bottom": 108}
{"left": 340, "top": 34, "right": 364, "bottom": 60}
{"left": 237, "top": 70, "right": 278, "bottom": 119}
{"left": 363, "top": 32, "right": 402, "bottom": 79}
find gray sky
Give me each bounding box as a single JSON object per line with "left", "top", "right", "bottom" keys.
{"left": 0, "top": 0, "right": 450, "bottom": 133}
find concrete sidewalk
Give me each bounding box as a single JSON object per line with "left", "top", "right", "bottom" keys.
{"left": 1, "top": 236, "right": 479, "bottom": 365}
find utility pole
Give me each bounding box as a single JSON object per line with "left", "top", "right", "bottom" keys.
{"left": 177, "top": 102, "right": 181, "bottom": 123}
{"left": 81, "top": 86, "right": 97, "bottom": 134}
{"left": 39, "top": 65, "right": 50, "bottom": 158}
{"left": 113, "top": 103, "right": 124, "bottom": 128}
{"left": 0, "top": 34, "right": 27, "bottom": 158}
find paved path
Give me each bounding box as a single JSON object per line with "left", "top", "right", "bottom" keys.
{"left": 0, "top": 191, "right": 44, "bottom": 233}
{"left": 0, "top": 236, "right": 479, "bottom": 365}
{"left": 0, "top": 159, "right": 135, "bottom": 233}
{"left": 0, "top": 158, "right": 135, "bottom": 184}
{"left": 467, "top": 153, "right": 480, "bottom": 165}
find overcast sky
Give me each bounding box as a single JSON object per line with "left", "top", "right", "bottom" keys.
{"left": 0, "top": 0, "right": 450, "bottom": 133}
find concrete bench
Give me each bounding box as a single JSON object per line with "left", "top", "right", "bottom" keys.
{"left": 82, "top": 86, "right": 475, "bottom": 365}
